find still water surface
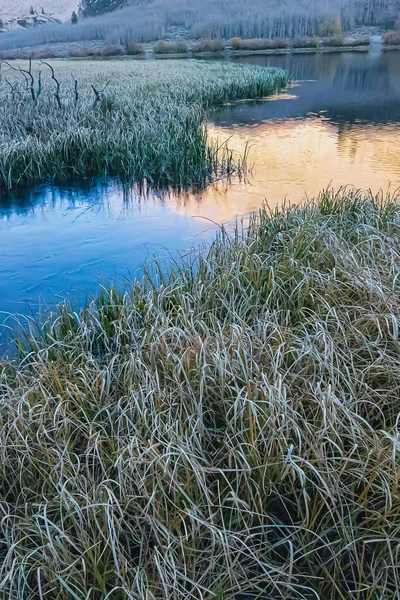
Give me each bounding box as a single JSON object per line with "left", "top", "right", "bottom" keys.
{"left": 1, "top": 50, "right": 400, "bottom": 319}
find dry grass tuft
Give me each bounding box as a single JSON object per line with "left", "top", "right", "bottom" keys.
{"left": 1, "top": 187, "right": 400, "bottom": 599}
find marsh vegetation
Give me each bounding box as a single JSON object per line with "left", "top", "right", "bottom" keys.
{"left": 0, "top": 59, "right": 288, "bottom": 189}
{"left": 1, "top": 189, "right": 400, "bottom": 599}
{"left": 1, "top": 8, "right": 400, "bottom": 598}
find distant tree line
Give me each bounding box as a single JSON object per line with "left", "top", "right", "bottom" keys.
{"left": 79, "top": 0, "right": 130, "bottom": 18}
{"left": 0, "top": 0, "right": 399, "bottom": 51}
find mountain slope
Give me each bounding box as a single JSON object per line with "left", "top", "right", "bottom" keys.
{"left": 80, "top": 0, "right": 129, "bottom": 17}
{"left": 0, "top": 1, "right": 79, "bottom": 22}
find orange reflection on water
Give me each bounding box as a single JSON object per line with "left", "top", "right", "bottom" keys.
{"left": 173, "top": 116, "right": 400, "bottom": 224}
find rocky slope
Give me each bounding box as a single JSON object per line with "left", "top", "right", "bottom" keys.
{"left": 0, "top": 2, "right": 79, "bottom": 28}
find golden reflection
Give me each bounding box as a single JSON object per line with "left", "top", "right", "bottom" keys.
{"left": 172, "top": 118, "right": 400, "bottom": 223}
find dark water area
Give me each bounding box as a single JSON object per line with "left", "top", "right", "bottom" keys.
{"left": 1, "top": 49, "right": 400, "bottom": 328}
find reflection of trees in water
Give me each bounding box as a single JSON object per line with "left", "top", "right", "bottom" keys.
{"left": 331, "top": 61, "right": 396, "bottom": 93}
{"left": 226, "top": 51, "right": 400, "bottom": 127}
{"left": 0, "top": 180, "right": 111, "bottom": 219}
{"left": 241, "top": 50, "right": 400, "bottom": 93}
{"left": 336, "top": 119, "right": 400, "bottom": 174}
{"left": 0, "top": 178, "right": 197, "bottom": 220}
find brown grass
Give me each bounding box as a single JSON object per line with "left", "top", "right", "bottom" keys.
{"left": 125, "top": 40, "right": 145, "bottom": 55}
{"left": 102, "top": 44, "right": 124, "bottom": 57}
{"left": 153, "top": 40, "right": 189, "bottom": 54}
{"left": 192, "top": 38, "right": 225, "bottom": 53}
{"left": 384, "top": 30, "right": 400, "bottom": 45}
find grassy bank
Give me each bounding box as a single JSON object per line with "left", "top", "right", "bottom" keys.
{"left": 230, "top": 45, "right": 371, "bottom": 56}
{"left": 0, "top": 60, "right": 288, "bottom": 189}
{"left": 0, "top": 34, "right": 372, "bottom": 61}
{"left": 1, "top": 188, "right": 400, "bottom": 599}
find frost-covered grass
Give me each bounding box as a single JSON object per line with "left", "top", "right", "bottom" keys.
{"left": 0, "top": 59, "right": 288, "bottom": 189}
{"left": 1, "top": 188, "right": 400, "bottom": 599}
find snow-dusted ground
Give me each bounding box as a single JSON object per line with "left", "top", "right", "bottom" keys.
{"left": 0, "top": 1, "right": 79, "bottom": 22}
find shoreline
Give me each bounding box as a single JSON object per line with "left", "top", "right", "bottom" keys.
{"left": 5, "top": 40, "right": 399, "bottom": 62}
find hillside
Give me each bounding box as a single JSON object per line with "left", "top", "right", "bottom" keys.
{"left": 0, "top": 0, "right": 398, "bottom": 52}
{"left": 80, "top": 0, "right": 130, "bottom": 17}
{"left": 0, "top": 1, "right": 79, "bottom": 23}
{"left": 0, "top": 0, "right": 146, "bottom": 22}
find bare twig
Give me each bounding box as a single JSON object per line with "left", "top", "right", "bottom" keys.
{"left": 3, "top": 59, "right": 36, "bottom": 101}
{"left": 37, "top": 70, "right": 42, "bottom": 99}
{"left": 71, "top": 74, "right": 79, "bottom": 105}
{"left": 91, "top": 82, "right": 110, "bottom": 108}
{"left": 4, "top": 77, "right": 21, "bottom": 98}
{"left": 40, "top": 60, "right": 62, "bottom": 108}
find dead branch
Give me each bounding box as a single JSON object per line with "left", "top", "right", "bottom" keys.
{"left": 3, "top": 59, "right": 36, "bottom": 102}
{"left": 4, "top": 77, "right": 21, "bottom": 98}
{"left": 40, "top": 60, "right": 62, "bottom": 108}
{"left": 91, "top": 82, "right": 110, "bottom": 108}
{"left": 71, "top": 74, "right": 79, "bottom": 105}
{"left": 37, "top": 70, "right": 42, "bottom": 99}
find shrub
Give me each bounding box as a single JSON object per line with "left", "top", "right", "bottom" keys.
{"left": 321, "top": 36, "right": 345, "bottom": 47}
{"left": 292, "top": 36, "right": 319, "bottom": 48}
{"left": 125, "top": 40, "right": 145, "bottom": 55}
{"left": 354, "top": 36, "right": 370, "bottom": 46}
{"left": 153, "top": 40, "right": 189, "bottom": 54}
{"left": 230, "top": 38, "right": 293, "bottom": 51}
{"left": 102, "top": 44, "right": 124, "bottom": 56}
{"left": 0, "top": 51, "right": 16, "bottom": 60}
{"left": 384, "top": 30, "right": 400, "bottom": 45}
{"left": 343, "top": 36, "right": 370, "bottom": 47}
{"left": 31, "top": 49, "right": 57, "bottom": 59}
{"left": 234, "top": 38, "right": 272, "bottom": 50}
{"left": 69, "top": 48, "right": 101, "bottom": 57}
{"left": 270, "top": 37, "right": 290, "bottom": 49}
{"left": 192, "top": 39, "right": 225, "bottom": 53}
{"left": 230, "top": 36, "right": 243, "bottom": 50}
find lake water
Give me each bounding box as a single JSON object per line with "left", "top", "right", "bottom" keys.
{"left": 1, "top": 49, "right": 400, "bottom": 324}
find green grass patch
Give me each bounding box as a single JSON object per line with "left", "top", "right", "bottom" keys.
{"left": 0, "top": 59, "right": 287, "bottom": 189}
{"left": 2, "top": 187, "right": 400, "bottom": 598}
